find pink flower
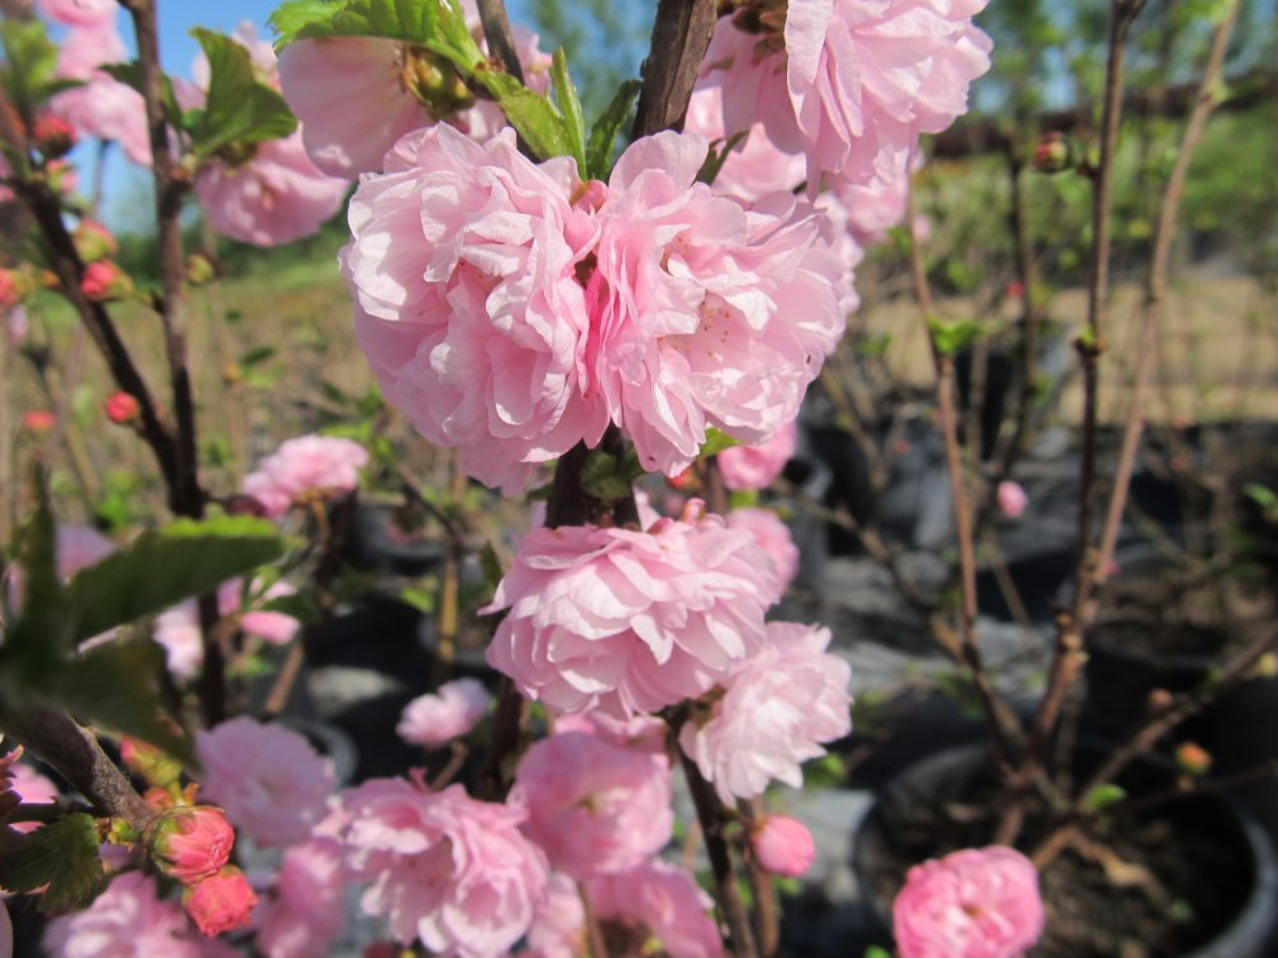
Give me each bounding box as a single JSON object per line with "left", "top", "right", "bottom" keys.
{"left": 49, "top": 25, "right": 150, "bottom": 166}
{"left": 996, "top": 481, "right": 1028, "bottom": 520}
{"left": 523, "top": 873, "right": 585, "bottom": 958}
{"left": 343, "top": 123, "right": 607, "bottom": 493}
{"left": 753, "top": 814, "right": 816, "bottom": 877}
{"left": 588, "top": 131, "right": 851, "bottom": 476}
{"left": 149, "top": 806, "right": 235, "bottom": 885}
{"left": 184, "top": 867, "right": 258, "bottom": 937}
{"left": 397, "top": 678, "right": 491, "bottom": 749}
{"left": 833, "top": 166, "right": 914, "bottom": 246}
{"left": 255, "top": 838, "right": 347, "bottom": 958}
{"left": 242, "top": 434, "right": 368, "bottom": 517}
{"left": 892, "top": 846, "right": 1045, "bottom": 958}
{"left": 196, "top": 717, "right": 336, "bottom": 847}
{"left": 679, "top": 621, "right": 852, "bottom": 803}
{"left": 278, "top": 19, "right": 551, "bottom": 178}
{"left": 37, "top": 0, "right": 117, "bottom": 27}
{"left": 588, "top": 860, "right": 723, "bottom": 958}
{"left": 0, "top": 271, "right": 19, "bottom": 310}
{"left": 340, "top": 779, "right": 548, "bottom": 958}
{"left": 22, "top": 410, "right": 56, "bottom": 435}
{"left": 154, "top": 580, "right": 301, "bottom": 678}
{"left": 4, "top": 756, "right": 59, "bottom": 834}
{"left": 702, "top": 0, "right": 992, "bottom": 189}
{"left": 684, "top": 86, "right": 806, "bottom": 203}
{"left": 724, "top": 508, "right": 799, "bottom": 602}
{"left": 105, "top": 391, "right": 141, "bottom": 424}
{"left": 484, "top": 501, "right": 776, "bottom": 717}
{"left": 43, "top": 872, "right": 206, "bottom": 958}
{"left": 511, "top": 728, "right": 673, "bottom": 879}
{"left": 718, "top": 421, "right": 797, "bottom": 491}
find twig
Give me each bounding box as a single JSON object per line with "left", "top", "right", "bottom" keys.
{"left": 474, "top": 0, "right": 525, "bottom": 84}
{"left": 631, "top": 0, "right": 718, "bottom": 138}
{"left": 578, "top": 882, "right": 613, "bottom": 958}
{"left": 0, "top": 703, "right": 152, "bottom": 830}
{"left": 741, "top": 799, "right": 779, "bottom": 958}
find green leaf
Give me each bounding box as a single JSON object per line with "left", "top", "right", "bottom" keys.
{"left": 100, "top": 62, "right": 183, "bottom": 132}
{"left": 550, "top": 48, "right": 586, "bottom": 172}
{"left": 927, "top": 316, "right": 985, "bottom": 357}
{"left": 699, "top": 427, "right": 740, "bottom": 459}
{"left": 257, "top": 591, "right": 319, "bottom": 624}
{"left": 1082, "top": 783, "right": 1127, "bottom": 814}
{"left": 268, "top": 0, "right": 346, "bottom": 47}
{"left": 3, "top": 471, "right": 71, "bottom": 672}
{"left": 398, "top": 585, "right": 436, "bottom": 614}
{"left": 63, "top": 516, "right": 284, "bottom": 645}
{"left": 0, "top": 19, "right": 57, "bottom": 122}
{"left": 585, "top": 79, "right": 640, "bottom": 180}
{"left": 0, "top": 813, "right": 103, "bottom": 912}
{"left": 696, "top": 130, "right": 748, "bottom": 187}
{"left": 189, "top": 28, "right": 297, "bottom": 159}
{"left": 580, "top": 450, "right": 640, "bottom": 502}
{"left": 864, "top": 947, "right": 894, "bottom": 958}
{"left": 274, "top": 0, "right": 440, "bottom": 47}
{"left": 240, "top": 345, "right": 277, "bottom": 368}
{"left": 489, "top": 81, "right": 570, "bottom": 162}
{"left": 43, "top": 638, "right": 192, "bottom": 760}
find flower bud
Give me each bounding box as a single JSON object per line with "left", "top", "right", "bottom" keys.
{"left": 73, "top": 220, "right": 119, "bottom": 264}
{"left": 185, "top": 252, "right": 216, "bottom": 286}
{"left": 80, "top": 260, "right": 133, "bottom": 303}
{"left": 1176, "top": 741, "right": 1212, "bottom": 778}
{"left": 22, "top": 410, "right": 56, "bottom": 435}
{"left": 753, "top": 814, "right": 816, "bottom": 877}
{"left": 1032, "top": 131, "right": 1072, "bottom": 174}
{"left": 0, "top": 269, "right": 19, "bottom": 309}
{"left": 104, "top": 391, "right": 142, "bottom": 426}
{"left": 997, "top": 480, "right": 1028, "bottom": 520}
{"left": 120, "top": 736, "right": 180, "bottom": 786}
{"left": 1147, "top": 688, "right": 1174, "bottom": 714}
{"left": 45, "top": 159, "right": 77, "bottom": 195}
{"left": 149, "top": 805, "right": 235, "bottom": 884}
{"left": 183, "top": 866, "right": 257, "bottom": 936}
{"left": 33, "top": 115, "right": 77, "bottom": 160}
{"left": 404, "top": 48, "right": 475, "bottom": 119}
{"left": 1252, "top": 653, "right": 1278, "bottom": 680}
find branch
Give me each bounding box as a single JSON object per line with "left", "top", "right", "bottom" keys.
{"left": 632, "top": 0, "right": 718, "bottom": 138}
{"left": 0, "top": 703, "right": 153, "bottom": 830}
{"left": 474, "top": 0, "right": 525, "bottom": 84}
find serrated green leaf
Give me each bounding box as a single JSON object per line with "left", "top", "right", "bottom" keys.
{"left": 62, "top": 516, "right": 283, "bottom": 645}
{"left": 491, "top": 84, "right": 570, "bottom": 162}
{"left": 699, "top": 427, "right": 740, "bottom": 459}
{"left": 1082, "top": 783, "right": 1127, "bottom": 814}
{"left": 0, "top": 813, "right": 103, "bottom": 912}
{"left": 43, "top": 638, "right": 192, "bottom": 761}
{"left": 276, "top": 0, "right": 440, "bottom": 46}
{"left": 586, "top": 79, "right": 640, "bottom": 180}
{"left": 189, "top": 28, "right": 297, "bottom": 159}
{"left": 550, "top": 48, "right": 586, "bottom": 172}
{"left": 268, "top": 0, "right": 346, "bottom": 47}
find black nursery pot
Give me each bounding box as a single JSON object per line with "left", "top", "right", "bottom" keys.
{"left": 852, "top": 744, "right": 1278, "bottom": 958}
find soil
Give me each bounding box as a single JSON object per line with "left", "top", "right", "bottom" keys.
{"left": 857, "top": 753, "right": 1255, "bottom": 958}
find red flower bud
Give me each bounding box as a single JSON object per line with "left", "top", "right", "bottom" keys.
{"left": 104, "top": 391, "right": 141, "bottom": 425}
{"left": 33, "top": 115, "right": 77, "bottom": 160}
{"left": 80, "top": 260, "right": 133, "bottom": 303}
{"left": 149, "top": 805, "right": 235, "bottom": 884}
{"left": 1032, "top": 131, "right": 1072, "bottom": 174}
{"left": 22, "top": 410, "right": 56, "bottom": 435}
{"left": 183, "top": 866, "right": 257, "bottom": 936}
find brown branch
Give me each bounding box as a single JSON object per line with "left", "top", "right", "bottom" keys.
{"left": 474, "top": 0, "right": 526, "bottom": 84}
{"left": 578, "top": 882, "right": 613, "bottom": 958}
{"left": 0, "top": 703, "right": 153, "bottom": 830}
{"left": 741, "top": 799, "right": 779, "bottom": 958}
{"left": 632, "top": 0, "right": 718, "bottom": 138}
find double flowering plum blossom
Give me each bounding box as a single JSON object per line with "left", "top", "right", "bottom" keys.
{"left": 397, "top": 678, "right": 492, "bottom": 748}
{"left": 684, "top": 85, "right": 807, "bottom": 203}
{"left": 154, "top": 579, "right": 301, "bottom": 679}
{"left": 344, "top": 124, "right": 608, "bottom": 493}
{"left": 340, "top": 779, "right": 548, "bottom": 958}
{"left": 511, "top": 727, "right": 673, "bottom": 878}
{"left": 279, "top": 17, "right": 550, "bottom": 178}
{"left": 718, "top": 420, "right": 797, "bottom": 491}
{"left": 184, "top": 866, "right": 258, "bottom": 937}
{"left": 680, "top": 622, "right": 852, "bottom": 803}
{"left": 724, "top": 507, "right": 800, "bottom": 601}
{"left": 195, "top": 718, "right": 336, "bottom": 848}
{"left": 892, "top": 846, "right": 1045, "bottom": 958}
{"left": 522, "top": 873, "right": 586, "bottom": 958}
{"left": 43, "top": 872, "right": 211, "bottom": 958}
{"left": 48, "top": 22, "right": 151, "bottom": 166}
{"left": 2, "top": 754, "right": 58, "bottom": 835}
{"left": 753, "top": 814, "right": 816, "bottom": 877}
{"left": 484, "top": 501, "right": 776, "bottom": 717}
{"left": 242, "top": 434, "right": 368, "bottom": 517}
{"left": 36, "top": 0, "right": 116, "bottom": 27}
{"left": 254, "top": 838, "right": 348, "bottom": 958}
{"left": 701, "top": 0, "right": 991, "bottom": 190}
{"left": 589, "top": 860, "right": 724, "bottom": 958}
{"left": 589, "top": 131, "right": 852, "bottom": 476}
{"left": 149, "top": 806, "right": 235, "bottom": 884}
{"left": 180, "top": 24, "right": 348, "bottom": 246}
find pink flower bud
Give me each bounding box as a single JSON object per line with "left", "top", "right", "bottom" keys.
{"left": 149, "top": 805, "right": 235, "bottom": 884}
{"left": 997, "top": 481, "right": 1028, "bottom": 520}
{"left": 1033, "top": 131, "right": 1072, "bottom": 174}
{"left": 73, "top": 219, "right": 119, "bottom": 263}
{"left": 103, "top": 390, "right": 141, "bottom": 425}
{"left": 183, "top": 866, "right": 257, "bottom": 937}
{"left": 79, "top": 260, "right": 133, "bottom": 302}
{"left": 33, "top": 114, "right": 77, "bottom": 160}
{"left": 119, "top": 736, "right": 180, "bottom": 786}
{"left": 22, "top": 410, "right": 56, "bottom": 435}
{"left": 753, "top": 814, "right": 816, "bottom": 877}
{"left": 0, "top": 269, "right": 20, "bottom": 309}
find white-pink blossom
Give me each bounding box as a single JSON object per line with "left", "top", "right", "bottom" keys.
{"left": 49, "top": 24, "right": 150, "bottom": 166}
{"left": 242, "top": 435, "right": 368, "bottom": 517}
{"left": 702, "top": 0, "right": 992, "bottom": 189}
{"left": 893, "top": 846, "right": 1045, "bottom": 958}
{"left": 154, "top": 580, "right": 301, "bottom": 679}
{"left": 725, "top": 507, "right": 799, "bottom": 601}
{"left": 397, "top": 678, "right": 491, "bottom": 749}
{"left": 588, "top": 860, "right": 723, "bottom": 958}
{"left": 43, "top": 872, "right": 205, "bottom": 958}
{"left": 684, "top": 85, "right": 806, "bottom": 203}
{"left": 340, "top": 779, "right": 548, "bottom": 958}
{"left": 484, "top": 501, "right": 776, "bottom": 717}
{"left": 37, "top": 0, "right": 117, "bottom": 28}
{"left": 717, "top": 421, "right": 797, "bottom": 491}
{"left": 523, "top": 873, "right": 585, "bottom": 958}
{"left": 511, "top": 728, "right": 673, "bottom": 879}
{"left": 196, "top": 717, "right": 335, "bottom": 848}
{"left": 680, "top": 621, "right": 852, "bottom": 803}
{"left": 588, "top": 131, "right": 851, "bottom": 475}
{"left": 343, "top": 123, "right": 607, "bottom": 493}
{"left": 255, "top": 838, "right": 347, "bottom": 958}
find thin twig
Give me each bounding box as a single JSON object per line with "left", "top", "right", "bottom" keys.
{"left": 631, "top": 0, "right": 718, "bottom": 138}
{"left": 474, "top": 0, "right": 526, "bottom": 84}
{"left": 741, "top": 799, "right": 779, "bottom": 958}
